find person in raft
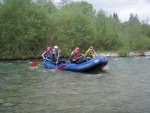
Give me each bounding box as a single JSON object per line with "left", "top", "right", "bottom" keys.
{"left": 70, "top": 47, "right": 87, "bottom": 64}
{"left": 85, "top": 47, "right": 96, "bottom": 60}
{"left": 42, "top": 46, "right": 51, "bottom": 59}
{"left": 51, "top": 45, "right": 66, "bottom": 64}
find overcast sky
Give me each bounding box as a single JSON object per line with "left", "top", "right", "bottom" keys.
{"left": 54, "top": 0, "right": 150, "bottom": 23}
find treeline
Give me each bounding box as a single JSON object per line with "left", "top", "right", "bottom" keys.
{"left": 0, "top": 0, "right": 150, "bottom": 59}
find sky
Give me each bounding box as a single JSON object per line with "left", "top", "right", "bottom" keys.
{"left": 54, "top": 0, "right": 150, "bottom": 23}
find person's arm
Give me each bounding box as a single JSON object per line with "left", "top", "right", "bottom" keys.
{"left": 72, "top": 52, "right": 81, "bottom": 61}
{"left": 41, "top": 51, "right": 46, "bottom": 59}
{"left": 70, "top": 52, "right": 77, "bottom": 61}
{"left": 86, "top": 48, "right": 90, "bottom": 56}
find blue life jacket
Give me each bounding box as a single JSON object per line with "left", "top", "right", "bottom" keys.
{"left": 44, "top": 50, "right": 51, "bottom": 58}
{"left": 51, "top": 48, "right": 58, "bottom": 61}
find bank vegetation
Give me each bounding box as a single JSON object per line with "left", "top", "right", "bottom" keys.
{"left": 0, "top": 0, "right": 150, "bottom": 59}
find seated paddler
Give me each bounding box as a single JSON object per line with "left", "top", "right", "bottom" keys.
{"left": 85, "top": 47, "right": 95, "bottom": 60}
{"left": 70, "top": 47, "right": 87, "bottom": 64}
{"left": 42, "top": 46, "right": 51, "bottom": 59}
{"left": 51, "top": 45, "right": 66, "bottom": 64}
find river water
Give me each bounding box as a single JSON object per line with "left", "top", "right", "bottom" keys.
{"left": 0, "top": 56, "right": 150, "bottom": 113}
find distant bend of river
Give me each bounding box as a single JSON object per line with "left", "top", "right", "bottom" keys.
{"left": 0, "top": 56, "right": 150, "bottom": 113}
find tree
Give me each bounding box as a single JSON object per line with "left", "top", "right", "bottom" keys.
{"left": 48, "top": 1, "right": 96, "bottom": 55}
{"left": 36, "top": 0, "right": 57, "bottom": 13}
{"left": 57, "top": 0, "right": 72, "bottom": 9}
{"left": 129, "top": 13, "right": 139, "bottom": 22}
{"left": 0, "top": 0, "right": 51, "bottom": 58}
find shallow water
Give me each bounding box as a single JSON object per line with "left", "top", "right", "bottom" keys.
{"left": 0, "top": 56, "right": 150, "bottom": 113}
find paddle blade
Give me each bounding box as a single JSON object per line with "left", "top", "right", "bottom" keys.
{"left": 30, "top": 62, "right": 38, "bottom": 67}
{"left": 54, "top": 64, "right": 66, "bottom": 71}
{"left": 58, "top": 64, "right": 66, "bottom": 70}
{"left": 102, "top": 66, "right": 106, "bottom": 70}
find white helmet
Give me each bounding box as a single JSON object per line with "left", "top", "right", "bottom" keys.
{"left": 54, "top": 45, "right": 58, "bottom": 49}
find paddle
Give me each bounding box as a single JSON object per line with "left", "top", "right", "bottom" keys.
{"left": 102, "top": 66, "right": 106, "bottom": 70}
{"left": 30, "top": 62, "right": 38, "bottom": 67}
{"left": 55, "top": 51, "right": 59, "bottom": 69}
{"left": 54, "top": 64, "right": 66, "bottom": 71}
{"left": 58, "top": 64, "right": 66, "bottom": 69}
{"left": 91, "top": 46, "right": 98, "bottom": 57}
{"left": 54, "top": 51, "right": 66, "bottom": 71}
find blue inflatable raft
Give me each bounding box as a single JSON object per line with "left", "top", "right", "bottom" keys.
{"left": 44, "top": 56, "right": 108, "bottom": 72}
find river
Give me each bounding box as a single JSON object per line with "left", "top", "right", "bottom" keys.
{"left": 0, "top": 56, "right": 150, "bottom": 113}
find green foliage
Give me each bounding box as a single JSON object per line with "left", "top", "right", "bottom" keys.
{"left": 142, "top": 24, "right": 150, "bottom": 38}
{"left": 94, "top": 10, "right": 121, "bottom": 51}
{"left": 36, "top": 0, "right": 58, "bottom": 13}
{"left": 118, "top": 46, "right": 130, "bottom": 57}
{"left": 0, "top": 0, "right": 51, "bottom": 58}
{"left": 48, "top": 1, "right": 96, "bottom": 55}
{"left": 136, "top": 36, "right": 150, "bottom": 50}
{"left": 0, "top": 0, "right": 150, "bottom": 59}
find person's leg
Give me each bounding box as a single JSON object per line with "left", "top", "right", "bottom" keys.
{"left": 76, "top": 57, "right": 87, "bottom": 64}
{"left": 86, "top": 54, "right": 93, "bottom": 59}
{"left": 86, "top": 57, "right": 92, "bottom": 60}
{"left": 58, "top": 60, "right": 66, "bottom": 64}
{"left": 60, "top": 58, "right": 66, "bottom": 63}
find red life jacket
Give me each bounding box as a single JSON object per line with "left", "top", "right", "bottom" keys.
{"left": 72, "top": 51, "right": 81, "bottom": 60}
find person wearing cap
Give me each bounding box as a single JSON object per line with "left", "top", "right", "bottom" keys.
{"left": 70, "top": 47, "right": 87, "bottom": 64}
{"left": 41, "top": 46, "right": 51, "bottom": 59}
{"left": 51, "top": 45, "right": 59, "bottom": 54}
{"left": 51, "top": 45, "right": 65, "bottom": 64}
{"left": 85, "top": 47, "right": 95, "bottom": 60}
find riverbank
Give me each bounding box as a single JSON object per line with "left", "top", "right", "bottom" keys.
{"left": 0, "top": 51, "right": 150, "bottom": 60}
{"left": 97, "top": 51, "right": 150, "bottom": 57}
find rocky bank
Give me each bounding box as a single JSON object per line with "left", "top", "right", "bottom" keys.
{"left": 97, "top": 51, "right": 150, "bottom": 57}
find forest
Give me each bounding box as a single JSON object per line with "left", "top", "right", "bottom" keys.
{"left": 0, "top": 0, "right": 150, "bottom": 59}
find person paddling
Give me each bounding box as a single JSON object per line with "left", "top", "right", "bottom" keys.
{"left": 85, "top": 47, "right": 95, "bottom": 60}
{"left": 70, "top": 47, "right": 87, "bottom": 64}
{"left": 41, "top": 46, "right": 51, "bottom": 59}
{"left": 51, "top": 45, "right": 65, "bottom": 64}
